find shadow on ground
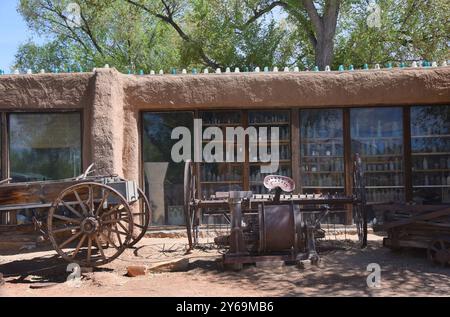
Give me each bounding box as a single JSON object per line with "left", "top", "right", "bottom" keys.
{"left": 187, "top": 241, "right": 450, "bottom": 296}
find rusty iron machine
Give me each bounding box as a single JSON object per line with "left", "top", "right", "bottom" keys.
{"left": 184, "top": 155, "right": 368, "bottom": 268}
{"left": 0, "top": 164, "right": 151, "bottom": 267}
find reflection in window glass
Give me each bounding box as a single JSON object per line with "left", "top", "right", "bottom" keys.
{"left": 200, "top": 111, "right": 243, "bottom": 196}
{"left": 142, "top": 112, "right": 194, "bottom": 225}
{"left": 300, "top": 109, "right": 344, "bottom": 195}
{"left": 350, "top": 108, "right": 404, "bottom": 203}
{"left": 9, "top": 113, "right": 81, "bottom": 182}
{"left": 248, "top": 110, "right": 291, "bottom": 194}
{"left": 411, "top": 105, "right": 450, "bottom": 204}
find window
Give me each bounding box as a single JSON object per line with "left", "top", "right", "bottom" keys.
{"left": 142, "top": 112, "right": 194, "bottom": 225}
{"left": 350, "top": 108, "right": 404, "bottom": 203}
{"left": 411, "top": 105, "right": 450, "bottom": 204}
{"left": 9, "top": 113, "right": 82, "bottom": 182}
{"left": 300, "top": 109, "right": 344, "bottom": 195}
{"left": 199, "top": 111, "right": 243, "bottom": 196}
{"left": 249, "top": 110, "right": 291, "bottom": 194}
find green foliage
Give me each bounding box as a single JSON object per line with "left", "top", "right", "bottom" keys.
{"left": 13, "top": 0, "right": 450, "bottom": 72}
{"left": 334, "top": 0, "right": 450, "bottom": 68}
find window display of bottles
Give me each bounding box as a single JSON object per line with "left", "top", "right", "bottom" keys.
{"left": 351, "top": 108, "right": 405, "bottom": 203}
{"left": 300, "top": 109, "right": 344, "bottom": 193}
{"left": 201, "top": 163, "right": 242, "bottom": 182}
{"left": 199, "top": 111, "right": 243, "bottom": 196}
{"left": 248, "top": 110, "right": 291, "bottom": 194}
{"left": 411, "top": 105, "right": 450, "bottom": 204}
{"left": 202, "top": 111, "right": 241, "bottom": 125}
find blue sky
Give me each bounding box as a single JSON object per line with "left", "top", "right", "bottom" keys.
{"left": 0, "top": 0, "right": 44, "bottom": 72}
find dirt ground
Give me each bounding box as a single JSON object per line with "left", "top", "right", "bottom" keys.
{"left": 1, "top": 231, "right": 449, "bottom": 297}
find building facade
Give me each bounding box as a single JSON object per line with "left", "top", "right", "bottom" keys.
{"left": 0, "top": 67, "right": 449, "bottom": 225}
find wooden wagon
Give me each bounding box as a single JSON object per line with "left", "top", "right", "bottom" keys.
{"left": 373, "top": 203, "right": 450, "bottom": 266}
{"left": 0, "top": 165, "right": 151, "bottom": 267}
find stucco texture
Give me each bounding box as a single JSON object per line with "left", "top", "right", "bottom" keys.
{"left": 0, "top": 67, "right": 449, "bottom": 184}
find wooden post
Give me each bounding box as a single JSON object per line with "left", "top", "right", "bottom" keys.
{"left": 242, "top": 110, "right": 250, "bottom": 191}
{"left": 343, "top": 109, "right": 353, "bottom": 225}
{"left": 1, "top": 113, "right": 9, "bottom": 225}
{"left": 291, "top": 109, "right": 301, "bottom": 193}
{"left": 403, "top": 106, "right": 412, "bottom": 202}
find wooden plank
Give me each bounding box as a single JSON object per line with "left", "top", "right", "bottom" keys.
{"left": 291, "top": 109, "right": 301, "bottom": 194}
{"left": 382, "top": 206, "right": 450, "bottom": 230}
{"left": 0, "top": 180, "right": 83, "bottom": 209}
{"left": 384, "top": 237, "right": 429, "bottom": 249}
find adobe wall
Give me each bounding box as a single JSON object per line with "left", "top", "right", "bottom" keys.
{"left": 0, "top": 67, "right": 449, "bottom": 186}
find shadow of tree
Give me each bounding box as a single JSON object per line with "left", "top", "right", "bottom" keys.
{"left": 187, "top": 241, "right": 450, "bottom": 296}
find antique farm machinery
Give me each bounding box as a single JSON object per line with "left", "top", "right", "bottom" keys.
{"left": 184, "top": 154, "right": 368, "bottom": 268}
{"left": 373, "top": 203, "right": 450, "bottom": 266}
{"left": 0, "top": 165, "right": 151, "bottom": 267}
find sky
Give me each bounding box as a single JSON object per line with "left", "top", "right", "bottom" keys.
{"left": 0, "top": 0, "right": 44, "bottom": 72}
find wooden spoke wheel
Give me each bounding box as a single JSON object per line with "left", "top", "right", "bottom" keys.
{"left": 184, "top": 159, "right": 199, "bottom": 250}
{"left": 428, "top": 237, "right": 450, "bottom": 266}
{"left": 127, "top": 187, "right": 151, "bottom": 247}
{"left": 353, "top": 153, "right": 368, "bottom": 249}
{"left": 47, "top": 182, "right": 134, "bottom": 267}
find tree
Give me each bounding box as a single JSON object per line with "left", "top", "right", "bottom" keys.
{"left": 15, "top": 0, "right": 449, "bottom": 72}
{"left": 333, "top": 0, "right": 450, "bottom": 68}
{"left": 16, "top": 0, "right": 182, "bottom": 72}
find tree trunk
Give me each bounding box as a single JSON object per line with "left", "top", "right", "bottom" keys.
{"left": 315, "top": 35, "right": 335, "bottom": 70}
{"left": 302, "top": 0, "right": 340, "bottom": 70}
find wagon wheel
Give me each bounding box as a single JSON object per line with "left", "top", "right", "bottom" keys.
{"left": 184, "top": 159, "right": 198, "bottom": 250}
{"left": 353, "top": 153, "right": 368, "bottom": 248}
{"left": 47, "top": 182, "right": 134, "bottom": 267}
{"left": 428, "top": 237, "right": 450, "bottom": 266}
{"left": 127, "top": 187, "right": 151, "bottom": 247}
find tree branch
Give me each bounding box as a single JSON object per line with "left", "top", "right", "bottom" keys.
{"left": 245, "top": 1, "right": 288, "bottom": 26}
{"left": 301, "top": 0, "right": 323, "bottom": 36}
{"left": 126, "top": 0, "right": 219, "bottom": 68}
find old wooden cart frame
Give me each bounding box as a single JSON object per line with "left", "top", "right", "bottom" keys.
{"left": 0, "top": 166, "right": 151, "bottom": 267}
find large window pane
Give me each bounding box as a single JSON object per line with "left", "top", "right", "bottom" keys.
{"left": 300, "top": 109, "right": 344, "bottom": 195}
{"left": 411, "top": 105, "right": 450, "bottom": 204}
{"left": 350, "top": 108, "right": 404, "bottom": 203}
{"left": 142, "top": 112, "right": 193, "bottom": 225}
{"left": 9, "top": 113, "right": 81, "bottom": 182}
{"left": 199, "top": 111, "right": 243, "bottom": 197}
{"left": 249, "top": 110, "right": 291, "bottom": 194}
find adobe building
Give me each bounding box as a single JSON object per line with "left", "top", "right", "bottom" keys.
{"left": 0, "top": 67, "right": 449, "bottom": 226}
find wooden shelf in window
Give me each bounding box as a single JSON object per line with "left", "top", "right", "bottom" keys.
{"left": 413, "top": 169, "right": 450, "bottom": 172}
{"left": 249, "top": 140, "right": 291, "bottom": 144}
{"left": 302, "top": 137, "right": 343, "bottom": 142}
{"left": 301, "top": 155, "right": 343, "bottom": 159}
{"left": 301, "top": 171, "right": 344, "bottom": 174}
{"left": 249, "top": 121, "right": 290, "bottom": 126}
{"left": 412, "top": 152, "right": 450, "bottom": 156}
{"left": 200, "top": 181, "right": 242, "bottom": 184}
{"left": 365, "top": 186, "right": 404, "bottom": 189}
{"left": 365, "top": 170, "right": 403, "bottom": 173}
{"left": 412, "top": 135, "right": 450, "bottom": 138}
{"left": 302, "top": 186, "right": 344, "bottom": 189}
{"left": 202, "top": 123, "right": 241, "bottom": 127}
{"left": 360, "top": 154, "right": 403, "bottom": 158}
{"left": 413, "top": 185, "right": 450, "bottom": 188}
{"left": 352, "top": 136, "right": 402, "bottom": 140}
{"left": 249, "top": 160, "right": 291, "bottom": 165}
